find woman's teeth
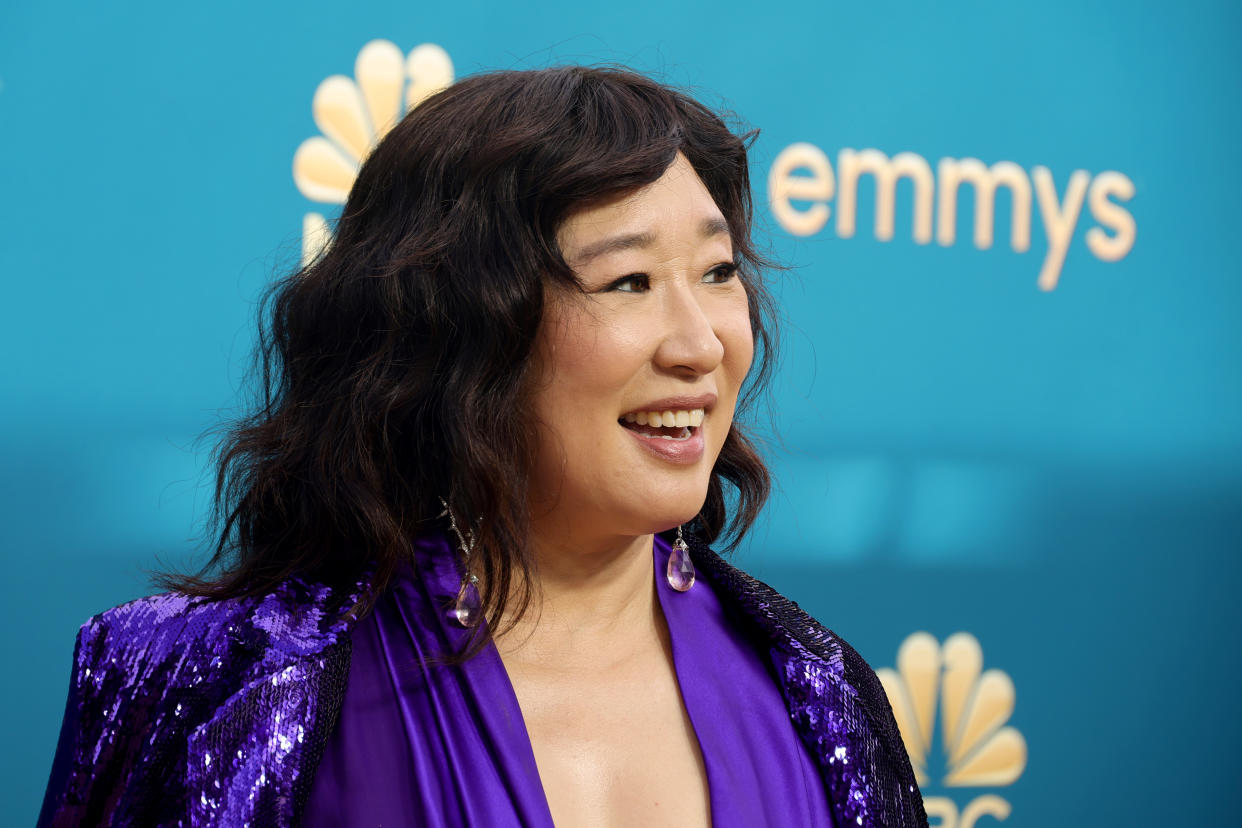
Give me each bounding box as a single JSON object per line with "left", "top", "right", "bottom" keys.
{"left": 618, "top": 408, "right": 704, "bottom": 442}
{"left": 621, "top": 409, "right": 705, "bottom": 428}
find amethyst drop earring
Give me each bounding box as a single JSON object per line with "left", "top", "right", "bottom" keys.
{"left": 439, "top": 498, "right": 482, "bottom": 627}
{"left": 666, "top": 525, "right": 695, "bottom": 592}
{"left": 452, "top": 571, "right": 482, "bottom": 628}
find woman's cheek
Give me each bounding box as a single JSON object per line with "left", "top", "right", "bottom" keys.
{"left": 722, "top": 312, "right": 756, "bottom": 380}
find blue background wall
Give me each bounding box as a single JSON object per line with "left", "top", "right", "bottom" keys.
{"left": 3, "top": 1, "right": 1239, "bottom": 824}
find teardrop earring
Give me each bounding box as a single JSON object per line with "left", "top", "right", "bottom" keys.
{"left": 439, "top": 498, "right": 482, "bottom": 627}
{"left": 666, "top": 525, "right": 695, "bottom": 592}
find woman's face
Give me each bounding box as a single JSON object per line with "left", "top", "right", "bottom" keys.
{"left": 528, "top": 153, "right": 754, "bottom": 543}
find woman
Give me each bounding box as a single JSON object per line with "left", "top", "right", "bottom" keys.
{"left": 39, "top": 66, "right": 926, "bottom": 827}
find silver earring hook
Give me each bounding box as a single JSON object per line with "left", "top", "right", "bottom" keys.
{"left": 438, "top": 497, "right": 476, "bottom": 559}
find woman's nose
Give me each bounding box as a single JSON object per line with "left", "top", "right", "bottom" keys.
{"left": 653, "top": 283, "right": 725, "bottom": 376}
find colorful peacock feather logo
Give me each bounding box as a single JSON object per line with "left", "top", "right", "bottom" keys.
{"left": 293, "top": 39, "right": 454, "bottom": 265}
{"left": 877, "top": 632, "right": 1026, "bottom": 828}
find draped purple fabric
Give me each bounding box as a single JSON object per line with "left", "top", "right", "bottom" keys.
{"left": 652, "top": 533, "right": 835, "bottom": 828}
{"left": 303, "top": 532, "right": 834, "bottom": 826}
{"left": 303, "top": 534, "right": 553, "bottom": 827}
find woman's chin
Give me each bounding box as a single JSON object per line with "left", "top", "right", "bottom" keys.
{"left": 615, "top": 494, "right": 709, "bottom": 539}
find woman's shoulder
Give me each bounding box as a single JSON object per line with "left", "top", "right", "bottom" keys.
{"left": 73, "top": 574, "right": 365, "bottom": 698}
{"left": 59, "top": 576, "right": 365, "bottom": 765}
{"left": 42, "top": 575, "right": 365, "bottom": 827}
{"left": 76, "top": 590, "right": 234, "bottom": 666}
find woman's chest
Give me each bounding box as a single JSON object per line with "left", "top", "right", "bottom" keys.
{"left": 506, "top": 650, "right": 711, "bottom": 827}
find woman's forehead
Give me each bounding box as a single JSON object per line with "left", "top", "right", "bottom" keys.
{"left": 558, "top": 156, "right": 730, "bottom": 266}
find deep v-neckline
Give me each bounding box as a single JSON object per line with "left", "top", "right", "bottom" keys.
{"left": 480, "top": 535, "right": 712, "bottom": 827}
{"left": 304, "top": 532, "right": 832, "bottom": 827}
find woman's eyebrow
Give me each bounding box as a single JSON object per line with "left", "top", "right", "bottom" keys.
{"left": 569, "top": 217, "right": 731, "bottom": 267}
{"left": 570, "top": 230, "right": 657, "bottom": 267}
{"left": 701, "top": 217, "right": 730, "bottom": 239}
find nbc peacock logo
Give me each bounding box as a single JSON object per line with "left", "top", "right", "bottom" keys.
{"left": 877, "top": 632, "right": 1027, "bottom": 828}
{"left": 292, "top": 39, "right": 455, "bottom": 266}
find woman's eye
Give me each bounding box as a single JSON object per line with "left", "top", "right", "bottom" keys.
{"left": 703, "top": 263, "right": 739, "bottom": 284}
{"left": 608, "top": 274, "right": 650, "bottom": 293}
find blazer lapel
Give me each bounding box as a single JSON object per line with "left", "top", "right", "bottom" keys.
{"left": 186, "top": 641, "right": 352, "bottom": 827}
{"left": 183, "top": 577, "right": 367, "bottom": 827}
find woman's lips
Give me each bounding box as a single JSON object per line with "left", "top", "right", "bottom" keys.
{"left": 619, "top": 419, "right": 705, "bottom": 464}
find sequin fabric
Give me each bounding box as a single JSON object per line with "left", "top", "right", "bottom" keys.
{"left": 690, "top": 536, "right": 929, "bottom": 828}
{"left": 39, "top": 576, "right": 363, "bottom": 827}
{"left": 40, "top": 536, "right": 925, "bottom": 827}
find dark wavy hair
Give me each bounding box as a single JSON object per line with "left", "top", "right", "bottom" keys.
{"left": 165, "top": 65, "right": 777, "bottom": 635}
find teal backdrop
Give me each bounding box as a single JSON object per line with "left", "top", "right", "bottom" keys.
{"left": 3, "top": 1, "right": 1239, "bottom": 825}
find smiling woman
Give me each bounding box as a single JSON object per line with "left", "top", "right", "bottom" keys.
{"left": 531, "top": 154, "right": 753, "bottom": 533}
{"left": 38, "top": 67, "right": 927, "bottom": 827}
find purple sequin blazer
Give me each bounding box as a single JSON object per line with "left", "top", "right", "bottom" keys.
{"left": 39, "top": 536, "right": 927, "bottom": 827}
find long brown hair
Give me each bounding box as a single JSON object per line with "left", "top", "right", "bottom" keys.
{"left": 164, "top": 65, "right": 777, "bottom": 638}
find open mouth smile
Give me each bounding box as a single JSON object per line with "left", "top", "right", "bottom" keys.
{"left": 617, "top": 407, "right": 707, "bottom": 463}
{"left": 618, "top": 408, "right": 705, "bottom": 441}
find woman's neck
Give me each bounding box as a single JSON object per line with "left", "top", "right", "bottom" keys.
{"left": 492, "top": 529, "right": 661, "bottom": 667}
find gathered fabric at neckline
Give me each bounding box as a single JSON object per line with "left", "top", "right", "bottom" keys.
{"left": 302, "top": 531, "right": 833, "bottom": 827}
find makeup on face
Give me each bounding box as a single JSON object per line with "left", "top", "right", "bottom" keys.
{"left": 527, "top": 153, "right": 754, "bottom": 536}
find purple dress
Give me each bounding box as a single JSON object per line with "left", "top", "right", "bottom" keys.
{"left": 304, "top": 533, "right": 834, "bottom": 826}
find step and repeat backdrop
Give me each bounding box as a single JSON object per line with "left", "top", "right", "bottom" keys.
{"left": 3, "top": 1, "right": 1239, "bottom": 824}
